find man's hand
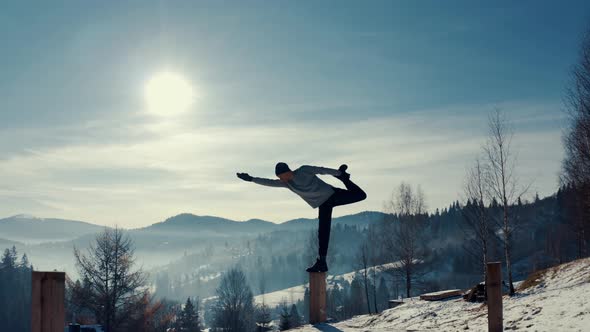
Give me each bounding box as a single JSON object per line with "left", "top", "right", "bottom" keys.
{"left": 236, "top": 173, "right": 253, "bottom": 182}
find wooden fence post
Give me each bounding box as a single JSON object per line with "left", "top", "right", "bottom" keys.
{"left": 309, "top": 272, "right": 327, "bottom": 324}
{"left": 32, "top": 271, "right": 66, "bottom": 332}
{"left": 486, "top": 262, "right": 503, "bottom": 332}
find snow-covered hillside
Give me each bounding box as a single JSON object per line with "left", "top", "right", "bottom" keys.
{"left": 292, "top": 258, "right": 590, "bottom": 331}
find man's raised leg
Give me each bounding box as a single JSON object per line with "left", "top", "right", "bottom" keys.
{"left": 333, "top": 165, "right": 367, "bottom": 206}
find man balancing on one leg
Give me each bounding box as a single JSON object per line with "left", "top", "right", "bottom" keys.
{"left": 236, "top": 162, "right": 367, "bottom": 272}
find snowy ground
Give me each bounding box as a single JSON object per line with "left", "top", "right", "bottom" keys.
{"left": 254, "top": 262, "right": 402, "bottom": 308}
{"left": 291, "top": 258, "right": 590, "bottom": 332}
{"left": 255, "top": 283, "right": 307, "bottom": 308}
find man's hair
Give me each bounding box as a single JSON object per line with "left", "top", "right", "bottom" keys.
{"left": 275, "top": 162, "right": 291, "bottom": 176}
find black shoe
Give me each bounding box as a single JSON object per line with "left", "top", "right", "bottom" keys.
{"left": 306, "top": 257, "right": 328, "bottom": 273}
{"left": 334, "top": 164, "right": 350, "bottom": 181}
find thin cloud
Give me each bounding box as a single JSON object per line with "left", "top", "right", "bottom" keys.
{"left": 0, "top": 100, "right": 563, "bottom": 227}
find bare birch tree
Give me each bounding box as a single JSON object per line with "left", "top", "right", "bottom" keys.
{"left": 367, "top": 224, "right": 380, "bottom": 313}
{"left": 382, "top": 182, "right": 427, "bottom": 298}
{"left": 562, "top": 26, "right": 590, "bottom": 258}
{"left": 483, "top": 109, "right": 528, "bottom": 295}
{"left": 461, "top": 157, "right": 492, "bottom": 284}
{"left": 357, "top": 242, "right": 372, "bottom": 314}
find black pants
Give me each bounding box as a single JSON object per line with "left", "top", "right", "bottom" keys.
{"left": 318, "top": 178, "right": 367, "bottom": 257}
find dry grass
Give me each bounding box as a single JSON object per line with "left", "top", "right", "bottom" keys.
{"left": 517, "top": 259, "right": 588, "bottom": 291}
{"left": 517, "top": 266, "right": 556, "bottom": 291}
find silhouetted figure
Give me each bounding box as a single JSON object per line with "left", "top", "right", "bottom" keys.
{"left": 237, "top": 163, "right": 367, "bottom": 272}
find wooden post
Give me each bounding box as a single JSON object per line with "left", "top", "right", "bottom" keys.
{"left": 486, "top": 262, "right": 503, "bottom": 332}
{"left": 309, "top": 272, "right": 327, "bottom": 324}
{"left": 32, "top": 271, "right": 66, "bottom": 332}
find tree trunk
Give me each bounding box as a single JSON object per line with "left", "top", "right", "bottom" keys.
{"left": 364, "top": 271, "right": 371, "bottom": 314}
{"left": 483, "top": 244, "right": 487, "bottom": 283}
{"left": 372, "top": 267, "right": 378, "bottom": 313}
{"left": 504, "top": 229, "right": 515, "bottom": 295}
{"left": 406, "top": 267, "right": 411, "bottom": 298}
{"left": 503, "top": 202, "right": 515, "bottom": 295}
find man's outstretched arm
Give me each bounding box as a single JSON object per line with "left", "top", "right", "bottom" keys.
{"left": 236, "top": 173, "right": 286, "bottom": 187}
{"left": 300, "top": 165, "right": 341, "bottom": 176}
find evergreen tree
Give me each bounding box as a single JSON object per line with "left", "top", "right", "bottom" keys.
{"left": 178, "top": 297, "right": 200, "bottom": 331}
{"left": 278, "top": 304, "right": 291, "bottom": 331}
{"left": 20, "top": 253, "right": 30, "bottom": 268}
{"left": 1, "top": 247, "right": 17, "bottom": 269}
{"left": 327, "top": 286, "right": 346, "bottom": 320}
{"left": 289, "top": 304, "right": 302, "bottom": 328}
{"left": 0, "top": 246, "right": 32, "bottom": 331}
{"left": 10, "top": 245, "right": 18, "bottom": 263}
{"left": 303, "top": 287, "right": 310, "bottom": 322}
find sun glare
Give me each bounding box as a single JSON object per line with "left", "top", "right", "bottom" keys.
{"left": 144, "top": 71, "right": 195, "bottom": 116}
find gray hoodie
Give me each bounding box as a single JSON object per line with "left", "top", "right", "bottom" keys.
{"left": 251, "top": 165, "right": 341, "bottom": 208}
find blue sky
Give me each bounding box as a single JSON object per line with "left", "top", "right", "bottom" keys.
{"left": 1, "top": 1, "right": 589, "bottom": 227}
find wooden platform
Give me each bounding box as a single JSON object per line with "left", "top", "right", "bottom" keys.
{"left": 309, "top": 272, "right": 327, "bottom": 323}
{"left": 32, "top": 271, "right": 65, "bottom": 332}
{"left": 419, "top": 289, "right": 463, "bottom": 301}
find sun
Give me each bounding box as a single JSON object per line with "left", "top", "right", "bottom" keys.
{"left": 144, "top": 71, "right": 195, "bottom": 116}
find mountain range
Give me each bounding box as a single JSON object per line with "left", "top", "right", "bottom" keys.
{"left": 0, "top": 211, "right": 388, "bottom": 245}
{"left": 0, "top": 210, "right": 388, "bottom": 273}
{"left": 0, "top": 214, "right": 106, "bottom": 244}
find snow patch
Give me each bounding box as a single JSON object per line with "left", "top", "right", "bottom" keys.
{"left": 254, "top": 262, "right": 403, "bottom": 308}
